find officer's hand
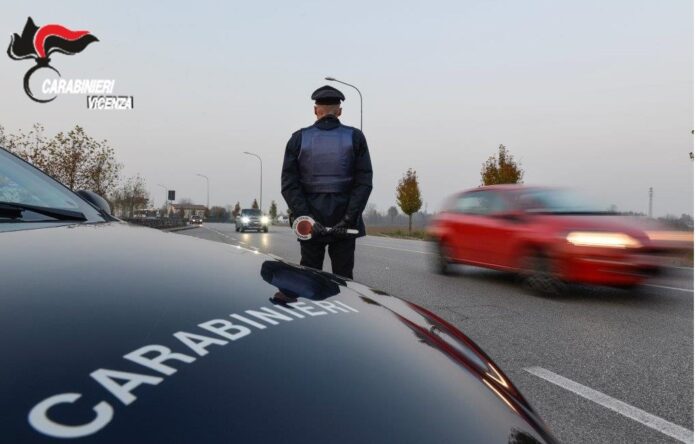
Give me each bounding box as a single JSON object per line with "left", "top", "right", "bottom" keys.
{"left": 312, "top": 220, "right": 326, "bottom": 237}
{"left": 332, "top": 217, "right": 352, "bottom": 237}
{"left": 332, "top": 227, "right": 348, "bottom": 236}
{"left": 334, "top": 217, "right": 351, "bottom": 230}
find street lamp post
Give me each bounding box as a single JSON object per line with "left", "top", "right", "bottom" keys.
{"left": 156, "top": 184, "right": 168, "bottom": 206}
{"left": 195, "top": 174, "right": 210, "bottom": 209}
{"left": 157, "top": 183, "right": 169, "bottom": 217}
{"left": 325, "top": 76, "right": 363, "bottom": 131}
{"left": 243, "top": 152, "right": 263, "bottom": 211}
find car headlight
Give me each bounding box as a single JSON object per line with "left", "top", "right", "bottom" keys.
{"left": 241, "top": 217, "right": 250, "bottom": 223}
{"left": 261, "top": 216, "right": 269, "bottom": 224}
{"left": 566, "top": 232, "right": 642, "bottom": 249}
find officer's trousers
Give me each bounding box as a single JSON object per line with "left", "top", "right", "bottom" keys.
{"left": 300, "top": 238, "right": 356, "bottom": 279}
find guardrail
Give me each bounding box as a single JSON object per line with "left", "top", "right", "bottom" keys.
{"left": 123, "top": 218, "right": 188, "bottom": 230}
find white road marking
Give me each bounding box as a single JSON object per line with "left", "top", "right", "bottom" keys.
{"left": 525, "top": 366, "right": 694, "bottom": 443}
{"left": 359, "top": 243, "right": 434, "bottom": 255}
{"left": 644, "top": 284, "right": 693, "bottom": 293}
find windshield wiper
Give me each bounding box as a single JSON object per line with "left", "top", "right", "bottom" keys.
{"left": 0, "top": 202, "right": 87, "bottom": 222}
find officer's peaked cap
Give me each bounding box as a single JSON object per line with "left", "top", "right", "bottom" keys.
{"left": 311, "top": 85, "right": 345, "bottom": 105}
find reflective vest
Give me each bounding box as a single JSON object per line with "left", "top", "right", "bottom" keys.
{"left": 299, "top": 125, "right": 354, "bottom": 193}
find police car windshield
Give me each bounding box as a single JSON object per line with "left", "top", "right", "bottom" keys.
{"left": 242, "top": 209, "right": 262, "bottom": 216}
{"left": 0, "top": 147, "right": 103, "bottom": 226}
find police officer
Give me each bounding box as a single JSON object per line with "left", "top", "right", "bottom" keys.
{"left": 281, "top": 85, "right": 373, "bottom": 279}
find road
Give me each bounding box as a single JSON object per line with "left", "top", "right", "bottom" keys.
{"left": 179, "top": 223, "right": 693, "bottom": 444}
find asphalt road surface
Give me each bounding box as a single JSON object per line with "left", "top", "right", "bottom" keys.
{"left": 179, "top": 223, "right": 694, "bottom": 444}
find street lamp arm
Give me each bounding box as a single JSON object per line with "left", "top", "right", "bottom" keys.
{"left": 324, "top": 76, "right": 363, "bottom": 131}
{"left": 325, "top": 77, "right": 362, "bottom": 100}
{"left": 243, "top": 151, "right": 262, "bottom": 162}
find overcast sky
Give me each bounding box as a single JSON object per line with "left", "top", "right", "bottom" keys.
{"left": 1, "top": 0, "right": 693, "bottom": 216}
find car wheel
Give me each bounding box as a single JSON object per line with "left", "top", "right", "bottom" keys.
{"left": 263, "top": 227, "right": 269, "bottom": 233}
{"left": 520, "top": 250, "right": 564, "bottom": 296}
{"left": 235, "top": 226, "right": 239, "bottom": 232}
{"left": 240, "top": 227, "right": 245, "bottom": 233}
{"left": 434, "top": 240, "right": 453, "bottom": 275}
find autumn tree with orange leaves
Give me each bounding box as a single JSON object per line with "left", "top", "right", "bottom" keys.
{"left": 396, "top": 168, "right": 423, "bottom": 234}
{"left": 480, "top": 144, "right": 524, "bottom": 186}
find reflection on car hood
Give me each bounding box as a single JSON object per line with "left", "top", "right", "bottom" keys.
{"left": 0, "top": 223, "right": 555, "bottom": 443}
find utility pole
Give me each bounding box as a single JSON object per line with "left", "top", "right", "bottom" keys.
{"left": 157, "top": 184, "right": 168, "bottom": 217}
{"left": 243, "top": 152, "right": 263, "bottom": 210}
{"left": 648, "top": 187, "right": 653, "bottom": 218}
{"left": 196, "top": 174, "right": 210, "bottom": 209}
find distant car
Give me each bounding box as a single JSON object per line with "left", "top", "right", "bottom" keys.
{"left": 190, "top": 215, "right": 203, "bottom": 225}
{"left": 276, "top": 214, "right": 289, "bottom": 225}
{"left": 1, "top": 147, "right": 558, "bottom": 442}
{"left": 427, "top": 185, "right": 692, "bottom": 293}
{"left": 235, "top": 208, "right": 269, "bottom": 232}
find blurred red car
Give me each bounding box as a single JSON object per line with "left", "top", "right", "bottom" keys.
{"left": 427, "top": 185, "right": 692, "bottom": 293}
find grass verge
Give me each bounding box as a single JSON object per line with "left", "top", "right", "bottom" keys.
{"left": 367, "top": 226, "right": 429, "bottom": 240}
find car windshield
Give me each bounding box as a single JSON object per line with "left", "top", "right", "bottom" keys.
{"left": 0, "top": 147, "right": 103, "bottom": 228}
{"left": 514, "top": 188, "right": 607, "bottom": 214}
{"left": 242, "top": 209, "right": 262, "bottom": 216}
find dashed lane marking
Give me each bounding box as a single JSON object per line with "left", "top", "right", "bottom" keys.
{"left": 525, "top": 366, "right": 694, "bottom": 444}
{"left": 644, "top": 284, "right": 693, "bottom": 293}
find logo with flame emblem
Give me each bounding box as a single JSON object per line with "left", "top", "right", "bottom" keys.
{"left": 7, "top": 17, "right": 98, "bottom": 103}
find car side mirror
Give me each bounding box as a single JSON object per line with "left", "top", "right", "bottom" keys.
{"left": 76, "top": 190, "right": 112, "bottom": 215}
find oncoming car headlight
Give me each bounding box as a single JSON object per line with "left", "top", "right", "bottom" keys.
{"left": 566, "top": 232, "right": 642, "bottom": 249}
{"left": 261, "top": 216, "right": 269, "bottom": 224}
{"left": 241, "top": 217, "right": 250, "bottom": 223}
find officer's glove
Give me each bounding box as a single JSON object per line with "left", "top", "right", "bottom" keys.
{"left": 331, "top": 217, "right": 352, "bottom": 237}
{"left": 312, "top": 220, "right": 327, "bottom": 237}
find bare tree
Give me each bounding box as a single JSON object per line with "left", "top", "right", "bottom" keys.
{"left": 109, "top": 175, "right": 150, "bottom": 218}
{"left": 387, "top": 206, "right": 398, "bottom": 224}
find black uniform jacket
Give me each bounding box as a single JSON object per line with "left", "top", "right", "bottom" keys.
{"left": 281, "top": 115, "right": 373, "bottom": 243}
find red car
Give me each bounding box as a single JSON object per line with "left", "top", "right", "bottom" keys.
{"left": 427, "top": 185, "right": 692, "bottom": 293}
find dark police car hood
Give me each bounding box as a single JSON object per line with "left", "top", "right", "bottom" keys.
{"left": 0, "top": 223, "right": 555, "bottom": 443}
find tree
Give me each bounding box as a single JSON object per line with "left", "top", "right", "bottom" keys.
{"left": 0, "top": 123, "right": 47, "bottom": 166}
{"left": 268, "top": 200, "right": 278, "bottom": 220}
{"left": 387, "top": 206, "right": 398, "bottom": 224}
{"left": 251, "top": 199, "right": 259, "bottom": 210}
{"left": 209, "top": 206, "right": 229, "bottom": 222}
{"left": 3, "top": 123, "right": 122, "bottom": 195}
{"left": 480, "top": 144, "right": 524, "bottom": 185}
{"left": 0, "top": 125, "right": 6, "bottom": 147}
{"left": 109, "top": 175, "right": 150, "bottom": 218}
{"left": 396, "top": 168, "right": 423, "bottom": 233}
{"left": 232, "top": 202, "right": 241, "bottom": 219}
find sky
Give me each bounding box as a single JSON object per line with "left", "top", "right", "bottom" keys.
{"left": 1, "top": 0, "right": 693, "bottom": 217}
